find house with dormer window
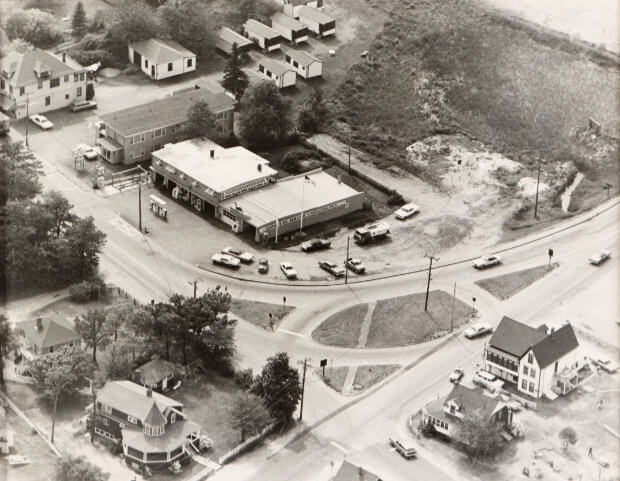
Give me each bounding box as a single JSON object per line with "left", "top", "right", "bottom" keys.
{"left": 0, "top": 50, "right": 89, "bottom": 119}
{"left": 94, "top": 380, "right": 201, "bottom": 468}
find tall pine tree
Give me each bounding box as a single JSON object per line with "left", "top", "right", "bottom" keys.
{"left": 222, "top": 43, "right": 249, "bottom": 101}
{"left": 71, "top": 1, "right": 87, "bottom": 38}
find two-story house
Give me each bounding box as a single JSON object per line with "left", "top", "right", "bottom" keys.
{"left": 0, "top": 50, "right": 89, "bottom": 119}
{"left": 423, "top": 384, "right": 513, "bottom": 440}
{"left": 96, "top": 88, "right": 236, "bottom": 165}
{"left": 128, "top": 39, "right": 196, "bottom": 81}
{"left": 18, "top": 316, "right": 81, "bottom": 360}
{"left": 484, "top": 317, "right": 581, "bottom": 399}
{"left": 95, "top": 380, "right": 201, "bottom": 469}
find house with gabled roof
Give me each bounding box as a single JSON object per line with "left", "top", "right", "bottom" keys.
{"left": 18, "top": 316, "right": 81, "bottom": 360}
{"left": 423, "top": 384, "right": 513, "bottom": 440}
{"left": 94, "top": 380, "right": 201, "bottom": 469}
{"left": 128, "top": 39, "right": 196, "bottom": 80}
{"left": 132, "top": 359, "right": 177, "bottom": 393}
{"left": 484, "top": 317, "right": 581, "bottom": 399}
{"left": 282, "top": 48, "right": 323, "bottom": 79}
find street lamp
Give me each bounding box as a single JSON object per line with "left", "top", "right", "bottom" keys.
{"left": 534, "top": 158, "right": 543, "bottom": 218}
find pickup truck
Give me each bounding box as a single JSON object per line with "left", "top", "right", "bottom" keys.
{"left": 353, "top": 222, "right": 390, "bottom": 244}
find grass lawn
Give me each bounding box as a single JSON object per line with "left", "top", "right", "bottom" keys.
{"left": 352, "top": 365, "right": 399, "bottom": 393}
{"left": 365, "top": 290, "right": 473, "bottom": 348}
{"left": 475, "top": 264, "right": 558, "bottom": 299}
{"left": 229, "top": 299, "right": 296, "bottom": 331}
{"left": 316, "top": 366, "right": 348, "bottom": 394}
{"left": 30, "top": 288, "right": 132, "bottom": 322}
{"left": 311, "top": 304, "right": 369, "bottom": 347}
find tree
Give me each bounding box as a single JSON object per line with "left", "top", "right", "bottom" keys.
{"left": 95, "top": 338, "right": 138, "bottom": 384}
{"left": 72, "top": 2, "right": 88, "bottom": 38}
{"left": 43, "top": 190, "right": 74, "bottom": 238}
{"left": 30, "top": 347, "right": 88, "bottom": 443}
{"left": 104, "top": 299, "right": 133, "bottom": 342}
{"left": 181, "top": 101, "right": 221, "bottom": 143}
{"left": 107, "top": 0, "right": 160, "bottom": 60}
{"left": 8, "top": 38, "right": 35, "bottom": 53}
{"left": 130, "top": 305, "right": 176, "bottom": 362}
{"left": 233, "top": 0, "right": 279, "bottom": 26}
{"left": 0, "top": 315, "right": 16, "bottom": 385}
{"left": 55, "top": 455, "right": 110, "bottom": 481}
{"left": 297, "top": 88, "right": 327, "bottom": 134}
{"left": 227, "top": 391, "right": 272, "bottom": 442}
{"left": 238, "top": 82, "right": 292, "bottom": 147}
{"left": 0, "top": 139, "right": 41, "bottom": 205}
{"left": 74, "top": 309, "right": 111, "bottom": 363}
{"left": 559, "top": 426, "right": 578, "bottom": 450}
{"left": 455, "top": 411, "right": 505, "bottom": 460}
{"left": 158, "top": 0, "right": 215, "bottom": 57}
{"left": 251, "top": 352, "right": 301, "bottom": 423}
{"left": 63, "top": 216, "right": 106, "bottom": 281}
{"left": 222, "top": 43, "right": 249, "bottom": 101}
{"left": 5, "top": 9, "right": 64, "bottom": 48}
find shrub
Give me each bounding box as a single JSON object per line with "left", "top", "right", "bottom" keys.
{"left": 234, "top": 368, "right": 254, "bottom": 390}
{"left": 68, "top": 48, "right": 115, "bottom": 67}
{"left": 5, "top": 9, "right": 64, "bottom": 48}
{"left": 69, "top": 278, "right": 106, "bottom": 303}
{"left": 386, "top": 191, "right": 405, "bottom": 206}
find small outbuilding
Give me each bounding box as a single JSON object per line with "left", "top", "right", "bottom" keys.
{"left": 271, "top": 13, "right": 309, "bottom": 45}
{"left": 243, "top": 19, "right": 282, "bottom": 53}
{"left": 18, "top": 316, "right": 81, "bottom": 360}
{"left": 283, "top": 0, "right": 324, "bottom": 19}
{"left": 297, "top": 6, "right": 336, "bottom": 38}
{"left": 133, "top": 359, "right": 177, "bottom": 393}
{"left": 257, "top": 59, "right": 297, "bottom": 89}
{"left": 216, "top": 27, "right": 254, "bottom": 55}
{"left": 128, "top": 39, "right": 196, "bottom": 80}
{"left": 283, "top": 48, "right": 322, "bottom": 79}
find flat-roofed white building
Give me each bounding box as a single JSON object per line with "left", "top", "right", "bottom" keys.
{"left": 271, "top": 13, "right": 309, "bottom": 45}
{"left": 216, "top": 27, "right": 254, "bottom": 55}
{"left": 257, "top": 59, "right": 297, "bottom": 89}
{"left": 297, "top": 6, "right": 336, "bottom": 38}
{"left": 282, "top": 48, "right": 322, "bottom": 79}
{"left": 243, "top": 19, "right": 282, "bottom": 52}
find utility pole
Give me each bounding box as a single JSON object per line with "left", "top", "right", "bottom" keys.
{"left": 138, "top": 178, "right": 143, "bottom": 233}
{"left": 424, "top": 255, "right": 438, "bottom": 312}
{"left": 344, "top": 236, "right": 350, "bottom": 284}
{"left": 298, "top": 358, "right": 310, "bottom": 422}
{"left": 85, "top": 377, "right": 96, "bottom": 444}
{"left": 534, "top": 158, "right": 542, "bottom": 218}
{"left": 348, "top": 142, "right": 351, "bottom": 173}
{"left": 450, "top": 282, "right": 456, "bottom": 332}
{"left": 188, "top": 279, "right": 199, "bottom": 298}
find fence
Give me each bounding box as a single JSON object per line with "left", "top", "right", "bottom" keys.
{"left": 217, "top": 422, "right": 278, "bottom": 466}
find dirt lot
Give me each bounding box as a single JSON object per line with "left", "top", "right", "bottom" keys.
{"left": 475, "top": 264, "right": 559, "bottom": 300}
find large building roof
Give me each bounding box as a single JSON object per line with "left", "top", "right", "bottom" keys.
{"left": 129, "top": 38, "right": 195, "bottom": 64}
{"left": 333, "top": 461, "right": 381, "bottom": 481}
{"left": 221, "top": 168, "right": 362, "bottom": 228}
{"left": 244, "top": 19, "right": 281, "bottom": 39}
{"left": 97, "top": 381, "right": 182, "bottom": 422}
{"left": 152, "top": 138, "right": 277, "bottom": 194}
{"left": 298, "top": 5, "right": 334, "bottom": 23}
{"left": 530, "top": 323, "right": 579, "bottom": 368}
{"left": 99, "top": 89, "right": 235, "bottom": 137}
{"left": 488, "top": 316, "right": 548, "bottom": 358}
{"left": 282, "top": 47, "right": 321, "bottom": 67}
{"left": 0, "top": 50, "right": 78, "bottom": 87}
{"left": 19, "top": 316, "right": 79, "bottom": 350}
{"left": 217, "top": 27, "right": 254, "bottom": 49}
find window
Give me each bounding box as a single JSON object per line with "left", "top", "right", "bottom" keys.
{"left": 145, "top": 59, "right": 149, "bottom": 68}
{"left": 100, "top": 403, "right": 112, "bottom": 414}
{"left": 187, "top": 58, "right": 193, "bottom": 67}
{"left": 527, "top": 353, "right": 533, "bottom": 363}
{"left": 50, "top": 78, "right": 60, "bottom": 88}
{"left": 267, "top": 71, "right": 272, "bottom": 78}
{"left": 79, "top": 73, "right": 85, "bottom": 81}
{"left": 528, "top": 382, "right": 535, "bottom": 393}
{"left": 64, "top": 75, "right": 69, "bottom": 82}
{"left": 127, "top": 415, "right": 136, "bottom": 424}
{"left": 530, "top": 368, "right": 536, "bottom": 378}
{"left": 285, "top": 55, "right": 291, "bottom": 63}
{"left": 521, "top": 379, "right": 527, "bottom": 390}
{"left": 19, "top": 87, "right": 25, "bottom": 96}
{"left": 45, "top": 96, "right": 51, "bottom": 106}
{"left": 102, "top": 418, "right": 109, "bottom": 426}
{"left": 77, "top": 87, "right": 82, "bottom": 97}
{"left": 293, "top": 60, "right": 298, "bottom": 68}
{"left": 1, "top": 79, "right": 4, "bottom": 90}
{"left": 168, "top": 63, "right": 173, "bottom": 71}
{"left": 523, "top": 365, "right": 529, "bottom": 376}
{"left": 65, "top": 94, "right": 70, "bottom": 99}
{"left": 554, "top": 361, "right": 559, "bottom": 373}
{"left": 171, "top": 412, "right": 176, "bottom": 424}
{"left": 258, "top": 65, "right": 265, "bottom": 73}
{"left": 74, "top": 73, "right": 79, "bottom": 82}
{"left": 37, "top": 79, "right": 42, "bottom": 89}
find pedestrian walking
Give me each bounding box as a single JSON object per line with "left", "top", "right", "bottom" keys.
{"left": 588, "top": 446, "right": 593, "bottom": 457}
{"left": 283, "top": 296, "right": 286, "bottom": 305}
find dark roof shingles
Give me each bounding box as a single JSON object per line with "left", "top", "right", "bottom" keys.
{"left": 531, "top": 324, "right": 579, "bottom": 368}
{"left": 488, "top": 316, "right": 548, "bottom": 358}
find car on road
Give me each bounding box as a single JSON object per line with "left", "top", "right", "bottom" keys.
{"left": 280, "top": 262, "right": 297, "bottom": 279}
{"left": 346, "top": 258, "right": 366, "bottom": 274}
{"left": 473, "top": 255, "right": 502, "bottom": 269}
{"left": 449, "top": 368, "right": 464, "bottom": 383}
{"left": 301, "top": 238, "right": 331, "bottom": 252}
{"left": 589, "top": 250, "right": 611, "bottom": 265}
{"left": 388, "top": 435, "right": 417, "bottom": 459}
{"left": 29, "top": 114, "right": 53, "bottom": 130}
{"left": 394, "top": 202, "right": 420, "bottom": 220}
{"left": 69, "top": 100, "right": 98, "bottom": 112}
{"left": 222, "top": 247, "right": 254, "bottom": 263}
{"left": 258, "top": 258, "right": 269, "bottom": 273}
{"left": 318, "top": 260, "right": 345, "bottom": 278}
{"left": 211, "top": 253, "right": 240, "bottom": 268}
{"left": 590, "top": 356, "right": 618, "bottom": 373}
{"left": 74, "top": 144, "right": 99, "bottom": 160}
{"left": 464, "top": 322, "right": 493, "bottom": 339}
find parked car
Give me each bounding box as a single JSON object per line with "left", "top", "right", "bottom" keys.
{"left": 280, "top": 262, "right": 297, "bottom": 279}
{"left": 258, "top": 258, "right": 269, "bottom": 273}
{"left": 69, "top": 100, "right": 98, "bottom": 112}
{"left": 590, "top": 356, "right": 618, "bottom": 373}
{"left": 301, "top": 238, "right": 331, "bottom": 252}
{"left": 473, "top": 370, "right": 497, "bottom": 388}
{"left": 464, "top": 322, "right": 493, "bottom": 339}
{"left": 388, "top": 435, "right": 417, "bottom": 459}
{"left": 318, "top": 260, "right": 345, "bottom": 278}
{"left": 29, "top": 114, "right": 53, "bottom": 130}
{"left": 211, "top": 253, "right": 240, "bottom": 268}
{"left": 473, "top": 255, "right": 502, "bottom": 269}
{"left": 222, "top": 247, "right": 254, "bottom": 263}
{"left": 354, "top": 222, "right": 390, "bottom": 244}
{"left": 74, "top": 143, "right": 99, "bottom": 160}
{"left": 589, "top": 250, "right": 611, "bottom": 265}
{"left": 395, "top": 202, "right": 420, "bottom": 220}
{"left": 449, "top": 368, "right": 464, "bottom": 383}
{"left": 346, "top": 258, "right": 366, "bottom": 274}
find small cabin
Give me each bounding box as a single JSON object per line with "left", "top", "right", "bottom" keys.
{"left": 297, "top": 6, "right": 336, "bottom": 38}
{"left": 283, "top": 0, "right": 324, "bottom": 19}
{"left": 243, "top": 19, "right": 282, "bottom": 53}
{"left": 257, "top": 60, "right": 296, "bottom": 89}
{"left": 271, "top": 13, "right": 309, "bottom": 45}
{"left": 283, "top": 48, "right": 323, "bottom": 79}
{"left": 216, "top": 27, "right": 254, "bottom": 55}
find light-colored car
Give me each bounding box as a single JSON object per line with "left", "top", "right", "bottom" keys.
{"left": 258, "top": 258, "right": 269, "bottom": 273}
{"left": 449, "top": 368, "right": 464, "bottom": 383}
{"left": 29, "top": 114, "right": 53, "bottom": 130}
{"left": 473, "top": 370, "right": 502, "bottom": 391}
{"left": 346, "top": 258, "right": 366, "bottom": 274}
{"left": 211, "top": 253, "right": 240, "bottom": 268}
{"left": 589, "top": 250, "right": 611, "bottom": 265}
{"left": 318, "top": 260, "right": 345, "bottom": 278}
{"left": 222, "top": 247, "right": 254, "bottom": 263}
{"left": 69, "top": 100, "right": 98, "bottom": 112}
{"left": 395, "top": 203, "right": 420, "bottom": 220}
{"left": 301, "top": 238, "right": 331, "bottom": 252}
{"left": 280, "top": 262, "right": 297, "bottom": 279}
{"left": 74, "top": 143, "right": 99, "bottom": 160}
{"left": 388, "top": 435, "right": 417, "bottom": 459}
{"left": 464, "top": 322, "right": 493, "bottom": 339}
{"left": 590, "top": 356, "right": 618, "bottom": 373}
{"left": 473, "top": 255, "right": 502, "bottom": 269}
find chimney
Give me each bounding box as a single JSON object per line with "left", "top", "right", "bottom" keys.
{"left": 147, "top": 387, "right": 153, "bottom": 398}
{"left": 35, "top": 317, "right": 43, "bottom": 332}
{"left": 257, "top": 163, "right": 262, "bottom": 172}
{"left": 209, "top": 149, "right": 215, "bottom": 159}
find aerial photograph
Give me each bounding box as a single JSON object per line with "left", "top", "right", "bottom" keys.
{"left": 0, "top": 0, "right": 617, "bottom": 480}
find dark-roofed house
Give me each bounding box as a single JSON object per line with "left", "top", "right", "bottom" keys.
{"left": 283, "top": 48, "right": 323, "bottom": 79}
{"left": 423, "top": 384, "right": 513, "bottom": 440}
{"left": 332, "top": 460, "right": 382, "bottom": 481}
{"left": 484, "top": 317, "right": 581, "bottom": 399}
{"left": 0, "top": 50, "right": 89, "bottom": 119}
{"left": 216, "top": 27, "right": 254, "bottom": 55}
{"left": 283, "top": 0, "right": 324, "bottom": 19}
{"left": 133, "top": 359, "right": 177, "bottom": 393}
{"left": 96, "top": 88, "right": 235, "bottom": 164}
{"left": 18, "top": 316, "right": 81, "bottom": 360}
{"left": 95, "top": 380, "right": 201, "bottom": 469}
{"left": 257, "top": 59, "right": 297, "bottom": 89}
{"left": 128, "top": 39, "right": 196, "bottom": 80}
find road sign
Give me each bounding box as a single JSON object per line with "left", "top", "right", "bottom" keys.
{"left": 548, "top": 248, "right": 554, "bottom": 257}
{"left": 320, "top": 358, "right": 327, "bottom": 377}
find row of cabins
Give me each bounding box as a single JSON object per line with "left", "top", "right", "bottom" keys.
{"left": 257, "top": 48, "right": 323, "bottom": 88}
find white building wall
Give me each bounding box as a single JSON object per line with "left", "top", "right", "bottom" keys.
{"left": 539, "top": 348, "right": 580, "bottom": 397}
{"left": 307, "top": 61, "right": 322, "bottom": 78}
{"left": 518, "top": 346, "right": 580, "bottom": 398}
{"left": 10, "top": 74, "right": 87, "bottom": 119}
